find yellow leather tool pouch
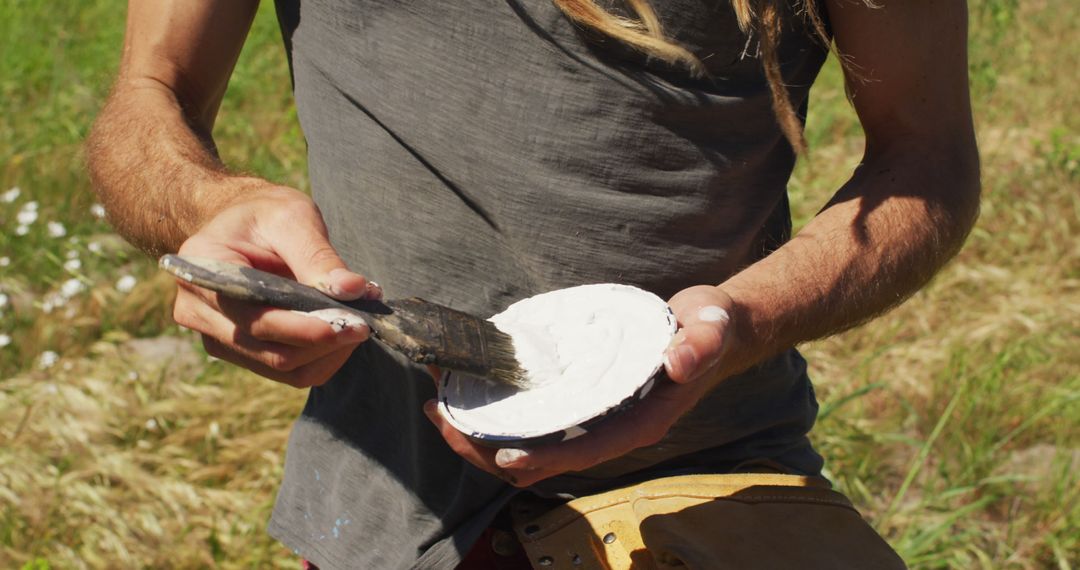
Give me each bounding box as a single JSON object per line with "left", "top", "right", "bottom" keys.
{"left": 510, "top": 473, "right": 906, "bottom": 569}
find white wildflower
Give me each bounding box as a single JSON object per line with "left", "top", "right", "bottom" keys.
{"left": 60, "top": 278, "right": 85, "bottom": 299}
{"left": 0, "top": 257, "right": 9, "bottom": 267}
{"left": 17, "top": 207, "right": 38, "bottom": 227}
{"left": 47, "top": 221, "right": 66, "bottom": 238}
{"left": 2, "top": 187, "right": 20, "bottom": 203}
{"left": 65, "top": 249, "right": 79, "bottom": 259}
{"left": 209, "top": 421, "right": 220, "bottom": 437}
{"left": 0, "top": 293, "right": 7, "bottom": 309}
{"left": 63, "top": 259, "right": 81, "bottom": 272}
{"left": 39, "top": 350, "right": 59, "bottom": 369}
{"left": 116, "top": 275, "right": 137, "bottom": 293}
{"left": 24, "top": 200, "right": 37, "bottom": 210}
{"left": 90, "top": 203, "right": 106, "bottom": 219}
{"left": 61, "top": 361, "right": 73, "bottom": 371}
{"left": 0, "top": 334, "right": 11, "bottom": 348}
{"left": 87, "top": 242, "right": 102, "bottom": 254}
{"left": 145, "top": 418, "right": 158, "bottom": 431}
{"left": 15, "top": 225, "right": 29, "bottom": 236}
{"left": 127, "top": 370, "right": 139, "bottom": 382}
{"left": 44, "top": 383, "right": 59, "bottom": 394}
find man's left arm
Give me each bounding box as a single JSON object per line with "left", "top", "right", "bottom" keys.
{"left": 426, "top": 0, "right": 980, "bottom": 486}
{"left": 667, "top": 0, "right": 981, "bottom": 384}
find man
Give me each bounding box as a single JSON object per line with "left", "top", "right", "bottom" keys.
{"left": 88, "top": 1, "right": 979, "bottom": 567}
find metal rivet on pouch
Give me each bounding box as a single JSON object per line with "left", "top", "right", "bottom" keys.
{"left": 603, "top": 532, "right": 616, "bottom": 544}
{"left": 572, "top": 554, "right": 583, "bottom": 565}
{"left": 538, "top": 556, "right": 554, "bottom": 566}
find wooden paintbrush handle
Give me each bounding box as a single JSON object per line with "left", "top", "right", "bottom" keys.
{"left": 158, "top": 254, "right": 514, "bottom": 382}
{"left": 158, "top": 255, "right": 446, "bottom": 367}
{"left": 159, "top": 254, "right": 357, "bottom": 314}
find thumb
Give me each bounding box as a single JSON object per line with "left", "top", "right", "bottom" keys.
{"left": 272, "top": 219, "right": 376, "bottom": 301}
{"left": 664, "top": 297, "right": 734, "bottom": 384}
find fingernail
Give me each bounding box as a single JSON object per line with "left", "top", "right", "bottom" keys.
{"left": 672, "top": 344, "right": 698, "bottom": 378}
{"left": 495, "top": 448, "right": 529, "bottom": 468}
{"left": 325, "top": 268, "right": 366, "bottom": 300}
{"left": 422, "top": 400, "right": 438, "bottom": 419}
{"left": 364, "top": 281, "right": 383, "bottom": 300}
{"left": 697, "top": 305, "right": 730, "bottom": 324}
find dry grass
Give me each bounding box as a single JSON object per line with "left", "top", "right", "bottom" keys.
{"left": 1, "top": 0, "right": 1077, "bottom": 568}
{"left": 1, "top": 331, "right": 303, "bottom": 567}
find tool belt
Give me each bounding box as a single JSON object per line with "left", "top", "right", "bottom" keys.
{"left": 508, "top": 473, "right": 907, "bottom": 569}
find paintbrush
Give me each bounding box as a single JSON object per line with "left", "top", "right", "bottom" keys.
{"left": 159, "top": 254, "right": 528, "bottom": 389}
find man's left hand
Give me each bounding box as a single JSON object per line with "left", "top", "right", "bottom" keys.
{"left": 423, "top": 285, "right": 739, "bottom": 487}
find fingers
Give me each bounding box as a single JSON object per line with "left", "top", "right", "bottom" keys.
{"left": 204, "top": 335, "right": 359, "bottom": 388}
{"left": 663, "top": 286, "right": 736, "bottom": 384}
{"left": 218, "top": 298, "right": 368, "bottom": 346}
{"left": 257, "top": 208, "right": 377, "bottom": 301}
{"left": 422, "top": 400, "right": 516, "bottom": 484}
{"left": 491, "top": 383, "right": 690, "bottom": 487}
{"left": 664, "top": 320, "right": 728, "bottom": 383}
{"left": 174, "top": 285, "right": 367, "bottom": 387}
{"left": 169, "top": 188, "right": 380, "bottom": 387}
{"left": 423, "top": 381, "right": 695, "bottom": 488}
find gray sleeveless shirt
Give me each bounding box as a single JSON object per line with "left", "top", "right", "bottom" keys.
{"left": 267, "top": 1, "right": 829, "bottom": 568}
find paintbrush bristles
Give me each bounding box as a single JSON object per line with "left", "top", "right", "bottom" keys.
{"left": 477, "top": 322, "right": 531, "bottom": 390}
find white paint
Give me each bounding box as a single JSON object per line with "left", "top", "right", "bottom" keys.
{"left": 295, "top": 308, "right": 367, "bottom": 332}
{"left": 697, "top": 305, "right": 730, "bottom": 324}
{"left": 494, "top": 448, "right": 529, "bottom": 467}
{"left": 440, "top": 283, "right": 676, "bottom": 441}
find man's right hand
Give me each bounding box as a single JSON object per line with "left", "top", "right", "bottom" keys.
{"left": 87, "top": 2, "right": 373, "bottom": 387}
{"left": 173, "top": 185, "right": 380, "bottom": 388}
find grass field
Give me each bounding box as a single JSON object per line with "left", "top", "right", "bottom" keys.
{"left": 1, "top": 0, "right": 1077, "bottom": 568}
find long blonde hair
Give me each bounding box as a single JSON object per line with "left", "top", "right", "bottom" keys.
{"left": 551, "top": 0, "right": 831, "bottom": 154}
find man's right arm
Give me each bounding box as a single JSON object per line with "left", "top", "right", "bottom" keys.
{"left": 88, "top": 1, "right": 377, "bottom": 388}
{"left": 87, "top": 0, "right": 266, "bottom": 254}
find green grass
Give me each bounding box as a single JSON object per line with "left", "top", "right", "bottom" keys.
{"left": 1, "top": 0, "right": 1077, "bottom": 567}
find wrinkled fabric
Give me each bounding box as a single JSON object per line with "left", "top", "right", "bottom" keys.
{"left": 268, "top": 1, "right": 830, "bottom": 568}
